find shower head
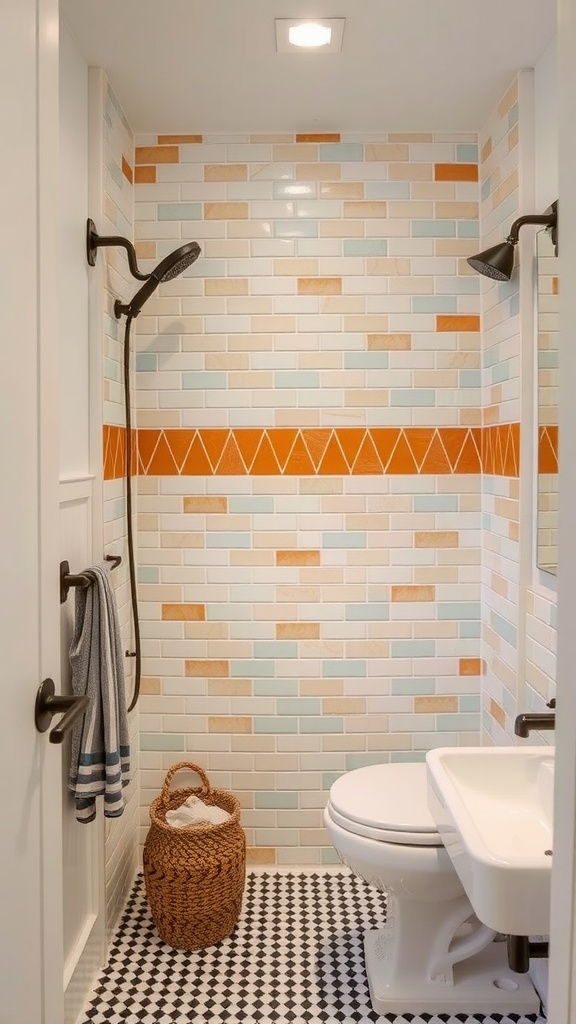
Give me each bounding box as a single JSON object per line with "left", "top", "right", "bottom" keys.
{"left": 114, "top": 241, "right": 201, "bottom": 318}
{"left": 467, "top": 202, "right": 558, "bottom": 281}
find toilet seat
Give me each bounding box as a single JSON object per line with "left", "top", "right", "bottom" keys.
{"left": 328, "top": 762, "right": 442, "bottom": 847}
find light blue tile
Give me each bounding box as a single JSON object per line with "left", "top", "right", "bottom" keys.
{"left": 277, "top": 698, "right": 321, "bottom": 716}
{"left": 256, "top": 792, "right": 298, "bottom": 808}
{"left": 104, "top": 314, "right": 119, "bottom": 341}
{"left": 107, "top": 160, "right": 123, "bottom": 188}
{"left": 323, "top": 532, "right": 366, "bottom": 548}
{"left": 457, "top": 144, "right": 479, "bottom": 162}
{"left": 458, "top": 220, "right": 480, "bottom": 238}
{"left": 301, "top": 717, "right": 344, "bottom": 733}
{"left": 460, "top": 695, "right": 481, "bottom": 712}
{"left": 539, "top": 351, "right": 559, "bottom": 369}
{"left": 104, "top": 358, "right": 120, "bottom": 383}
{"left": 322, "top": 771, "right": 345, "bottom": 790}
{"left": 413, "top": 220, "right": 456, "bottom": 237}
{"left": 459, "top": 370, "right": 481, "bottom": 388}
{"left": 254, "top": 680, "right": 298, "bottom": 697}
{"left": 136, "top": 353, "right": 157, "bottom": 372}
{"left": 255, "top": 716, "right": 297, "bottom": 733}
{"left": 510, "top": 292, "right": 520, "bottom": 317}
{"left": 366, "top": 182, "right": 410, "bottom": 199}
{"left": 492, "top": 362, "right": 510, "bottom": 384}
{"left": 232, "top": 660, "right": 274, "bottom": 677}
{"left": 229, "top": 496, "right": 274, "bottom": 513}
{"left": 391, "top": 390, "right": 435, "bottom": 407}
{"left": 414, "top": 496, "right": 458, "bottom": 512}
{"left": 323, "top": 660, "right": 366, "bottom": 677}
{"left": 322, "top": 848, "right": 341, "bottom": 864}
{"left": 508, "top": 102, "right": 519, "bottom": 128}
{"left": 275, "top": 371, "right": 319, "bottom": 388}
{"left": 345, "top": 351, "right": 389, "bottom": 369}
{"left": 438, "top": 602, "right": 481, "bottom": 620}
{"left": 481, "top": 178, "right": 491, "bottom": 201}
{"left": 502, "top": 687, "right": 516, "bottom": 718}
{"left": 437, "top": 713, "right": 480, "bottom": 731}
{"left": 274, "top": 220, "right": 318, "bottom": 238}
{"left": 140, "top": 734, "right": 184, "bottom": 751}
{"left": 207, "top": 533, "right": 251, "bottom": 549}
{"left": 182, "top": 371, "right": 226, "bottom": 389}
{"left": 137, "top": 566, "right": 158, "bottom": 583}
{"left": 412, "top": 296, "right": 457, "bottom": 313}
{"left": 254, "top": 641, "right": 298, "bottom": 659}
{"left": 491, "top": 612, "right": 517, "bottom": 647}
{"left": 460, "top": 621, "right": 481, "bottom": 638}
{"left": 343, "top": 239, "right": 388, "bottom": 256}
{"left": 391, "top": 640, "right": 435, "bottom": 658}
{"left": 346, "top": 753, "right": 389, "bottom": 770}
{"left": 551, "top": 605, "right": 558, "bottom": 629}
{"left": 391, "top": 677, "right": 435, "bottom": 695}
{"left": 345, "top": 603, "right": 389, "bottom": 621}
{"left": 391, "top": 751, "right": 427, "bottom": 763}
{"left": 158, "top": 202, "right": 202, "bottom": 220}
{"left": 319, "top": 143, "right": 364, "bottom": 161}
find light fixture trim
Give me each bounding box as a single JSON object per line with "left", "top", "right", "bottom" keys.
{"left": 275, "top": 18, "right": 345, "bottom": 54}
{"left": 289, "top": 22, "right": 332, "bottom": 48}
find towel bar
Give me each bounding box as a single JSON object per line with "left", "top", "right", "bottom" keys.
{"left": 60, "top": 554, "right": 122, "bottom": 604}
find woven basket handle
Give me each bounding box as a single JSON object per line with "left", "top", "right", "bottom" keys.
{"left": 160, "top": 762, "right": 212, "bottom": 806}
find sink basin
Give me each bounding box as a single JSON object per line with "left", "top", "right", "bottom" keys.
{"left": 426, "top": 747, "right": 554, "bottom": 935}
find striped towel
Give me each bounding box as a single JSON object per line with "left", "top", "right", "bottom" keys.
{"left": 68, "top": 561, "right": 130, "bottom": 823}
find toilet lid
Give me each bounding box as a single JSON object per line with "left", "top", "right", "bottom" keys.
{"left": 329, "top": 763, "right": 440, "bottom": 838}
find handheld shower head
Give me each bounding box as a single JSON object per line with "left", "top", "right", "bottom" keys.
{"left": 114, "top": 241, "right": 201, "bottom": 318}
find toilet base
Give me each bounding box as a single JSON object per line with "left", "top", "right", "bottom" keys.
{"left": 364, "top": 929, "right": 541, "bottom": 1015}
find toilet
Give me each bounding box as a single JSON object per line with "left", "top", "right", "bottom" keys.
{"left": 324, "top": 762, "right": 540, "bottom": 1016}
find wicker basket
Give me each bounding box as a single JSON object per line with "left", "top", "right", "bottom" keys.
{"left": 143, "top": 762, "right": 246, "bottom": 950}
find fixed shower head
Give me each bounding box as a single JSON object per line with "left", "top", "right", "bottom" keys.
{"left": 114, "top": 241, "right": 201, "bottom": 318}
{"left": 467, "top": 202, "right": 558, "bottom": 281}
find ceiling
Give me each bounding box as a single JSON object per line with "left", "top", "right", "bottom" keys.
{"left": 60, "top": 0, "right": 556, "bottom": 135}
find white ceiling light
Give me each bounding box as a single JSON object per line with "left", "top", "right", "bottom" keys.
{"left": 275, "top": 19, "right": 345, "bottom": 54}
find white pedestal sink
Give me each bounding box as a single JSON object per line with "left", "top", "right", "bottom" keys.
{"left": 426, "top": 746, "right": 554, "bottom": 936}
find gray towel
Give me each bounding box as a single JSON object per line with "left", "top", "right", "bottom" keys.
{"left": 68, "top": 561, "right": 130, "bottom": 823}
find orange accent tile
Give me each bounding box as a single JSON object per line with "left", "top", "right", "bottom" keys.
{"left": 183, "top": 497, "right": 228, "bottom": 513}
{"left": 276, "top": 550, "right": 320, "bottom": 566}
{"left": 284, "top": 434, "right": 316, "bottom": 475}
{"left": 137, "top": 429, "right": 161, "bottom": 474}
{"left": 208, "top": 716, "right": 252, "bottom": 733}
{"left": 539, "top": 426, "right": 559, "bottom": 473}
{"left": 415, "top": 696, "right": 458, "bottom": 713}
{"left": 552, "top": 277, "right": 559, "bottom": 295}
{"left": 198, "top": 430, "right": 229, "bottom": 471}
{"left": 234, "top": 429, "right": 265, "bottom": 472}
{"left": 147, "top": 433, "right": 179, "bottom": 475}
{"left": 403, "top": 428, "right": 434, "bottom": 471}
{"left": 267, "top": 429, "right": 298, "bottom": 470}
{"left": 121, "top": 155, "right": 133, "bottom": 183}
{"left": 297, "top": 277, "right": 342, "bottom": 295}
{"left": 335, "top": 428, "right": 367, "bottom": 470}
{"left": 158, "top": 134, "right": 203, "bottom": 144}
{"left": 368, "top": 333, "right": 412, "bottom": 351}
{"left": 163, "top": 429, "right": 194, "bottom": 472}
{"left": 301, "top": 429, "right": 333, "bottom": 470}
{"left": 434, "top": 163, "right": 479, "bottom": 182}
{"left": 217, "top": 434, "right": 247, "bottom": 475}
{"left": 162, "top": 604, "right": 206, "bottom": 621}
{"left": 391, "top": 585, "right": 435, "bottom": 602}
{"left": 318, "top": 433, "right": 350, "bottom": 475}
{"left": 180, "top": 434, "right": 214, "bottom": 476}
{"left": 436, "top": 315, "right": 480, "bottom": 332}
{"left": 490, "top": 698, "right": 506, "bottom": 729}
{"left": 186, "top": 660, "right": 229, "bottom": 677}
{"left": 415, "top": 531, "right": 459, "bottom": 548}
{"left": 135, "top": 146, "right": 179, "bottom": 164}
{"left": 135, "top": 166, "right": 156, "bottom": 184}
{"left": 353, "top": 433, "right": 384, "bottom": 474}
{"left": 296, "top": 133, "right": 340, "bottom": 142}
{"left": 387, "top": 432, "right": 419, "bottom": 474}
{"left": 276, "top": 623, "right": 320, "bottom": 639}
{"left": 459, "top": 658, "right": 483, "bottom": 676}
{"left": 455, "top": 430, "right": 482, "bottom": 473}
{"left": 371, "top": 429, "right": 401, "bottom": 471}
{"left": 420, "top": 432, "right": 451, "bottom": 474}
{"left": 248, "top": 434, "right": 280, "bottom": 475}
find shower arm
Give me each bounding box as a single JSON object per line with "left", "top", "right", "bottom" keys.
{"left": 506, "top": 205, "right": 558, "bottom": 249}
{"left": 86, "top": 218, "right": 150, "bottom": 281}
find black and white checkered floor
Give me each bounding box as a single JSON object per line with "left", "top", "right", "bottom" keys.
{"left": 78, "top": 871, "right": 543, "bottom": 1024}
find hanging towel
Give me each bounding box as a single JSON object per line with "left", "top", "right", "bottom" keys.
{"left": 68, "top": 561, "right": 130, "bottom": 823}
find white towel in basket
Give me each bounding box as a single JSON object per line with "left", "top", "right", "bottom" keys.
{"left": 166, "top": 794, "right": 230, "bottom": 828}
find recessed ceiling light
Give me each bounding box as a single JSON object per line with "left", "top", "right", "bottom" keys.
{"left": 275, "top": 19, "right": 345, "bottom": 54}
{"left": 288, "top": 22, "right": 332, "bottom": 48}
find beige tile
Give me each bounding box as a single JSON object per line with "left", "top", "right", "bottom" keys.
{"left": 497, "top": 79, "right": 518, "bottom": 118}
{"left": 297, "top": 277, "right": 342, "bottom": 295}
{"left": 415, "top": 532, "right": 459, "bottom": 548}
{"left": 436, "top": 201, "right": 479, "bottom": 219}
{"left": 205, "top": 353, "right": 249, "bottom": 370}
{"left": 183, "top": 496, "right": 228, "bottom": 513}
{"left": 184, "top": 622, "right": 228, "bottom": 639}
{"left": 208, "top": 680, "right": 252, "bottom": 696}
{"left": 391, "top": 585, "right": 435, "bottom": 602}
{"left": 186, "top": 660, "right": 229, "bottom": 677}
{"left": 204, "top": 202, "right": 248, "bottom": 219}
{"left": 276, "top": 623, "right": 320, "bottom": 639}
{"left": 320, "top": 182, "right": 364, "bottom": 199}
{"left": 296, "top": 163, "right": 341, "bottom": 180}
{"left": 161, "top": 532, "right": 204, "bottom": 548}
{"left": 368, "top": 333, "right": 411, "bottom": 351}
{"left": 273, "top": 258, "right": 318, "bottom": 276}
{"left": 247, "top": 847, "right": 277, "bottom": 864}
{"left": 415, "top": 696, "right": 458, "bottom": 713}
{"left": 140, "top": 677, "right": 161, "bottom": 695}
{"left": 389, "top": 162, "right": 433, "bottom": 180}
{"left": 301, "top": 680, "right": 343, "bottom": 696}
{"left": 320, "top": 220, "right": 365, "bottom": 237}
{"left": 206, "top": 278, "right": 249, "bottom": 296}
{"left": 208, "top": 716, "right": 252, "bottom": 733}
{"left": 273, "top": 144, "right": 317, "bottom": 161}
{"left": 365, "top": 143, "right": 409, "bottom": 161}
{"left": 366, "top": 258, "right": 410, "bottom": 276}
{"left": 205, "top": 164, "right": 248, "bottom": 181}
{"left": 323, "top": 698, "right": 366, "bottom": 714}
{"left": 162, "top": 603, "right": 205, "bottom": 621}
{"left": 343, "top": 201, "right": 387, "bottom": 218}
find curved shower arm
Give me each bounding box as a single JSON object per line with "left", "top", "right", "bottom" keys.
{"left": 86, "top": 219, "right": 150, "bottom": 281}
{"left": 507, "top": 203, "right": 558, "bottom": 249}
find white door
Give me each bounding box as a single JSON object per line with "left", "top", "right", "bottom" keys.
{"left": 1, "top": 0, "right": 66, "bottom": 1020}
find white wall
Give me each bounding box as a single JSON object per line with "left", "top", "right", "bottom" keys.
{"left": 534, "top": 36, "right": 559, "bottom": 211}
